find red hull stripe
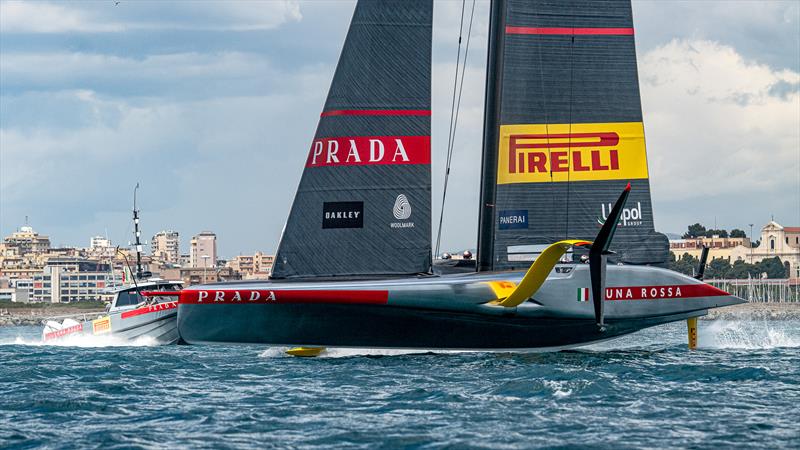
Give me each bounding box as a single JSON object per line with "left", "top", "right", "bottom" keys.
{"left": 506, "top": 26, "right": 634, "bottom": 36}
{"left": 140, "top": 291, "right": 180, "bottom": 297}
{"left": 321, "top": 109, "right": 431, "bottom": 117}
{"left": 179, "top": 289, "right": 389, "bottom": 305}
{"left": 605, "top": 284, "right": 729, "bottom": 301}
{"left": 120, "top": 301, "right": 178, "bottom": 319}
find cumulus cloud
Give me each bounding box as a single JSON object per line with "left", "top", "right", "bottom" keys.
{"left": 0, "top": 0, "right": 301, "bottom": 34}
{"left": 1, "top": 1, "right": 797, "bottom": 253}
{"left": 641, "top": 39, "right": 799, "bottom": 201}
{"left": 1, "top": 51, "right": 278, "bottom": 100}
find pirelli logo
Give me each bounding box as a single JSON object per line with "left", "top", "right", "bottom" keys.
{"left": 497, "top": 122, "right": 649, "bottom": 184}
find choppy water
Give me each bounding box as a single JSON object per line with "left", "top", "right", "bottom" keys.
{"left": 1, "top": 320, "right": 798, "bottom": 449}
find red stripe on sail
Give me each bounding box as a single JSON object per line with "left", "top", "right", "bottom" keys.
{"left": 506, "top": 26, "right": 634, "bottom": 36}
{"left": 305, "top": 135, "right": 430, "bottom": 167}
{"left": 321, "top": 109, "right": 431, "bottom": 117}
{"left": 179, "top": 289, "right": 389, "bottom": 305}
{"left": 604, "top": 284, "right": 729, "bottom": 301}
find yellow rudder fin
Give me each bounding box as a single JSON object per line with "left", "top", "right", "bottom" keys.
{"left": 687, "top": 317, "right": 698, "bottom": 350}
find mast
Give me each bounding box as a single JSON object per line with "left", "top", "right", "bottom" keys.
{"left": 132, "top": 183, "right": 143, "bottom": 279}
{"left": 476, "top": 0, "right": 506, "bottom": 272}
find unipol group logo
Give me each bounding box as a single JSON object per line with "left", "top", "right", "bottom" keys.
{"left": 496, "top": 122, "right": 649, "bottom": 184}
{"left": 390, "top": 194, "right": 414, "bottom": 229}
{"left": 597, "top": 201, "right": 643, "bottom": 227}
{"left": 393, "top": 194, "right": 412, "bottom": 220}
{"left": 306, "top": 136, "right": 430, "bottom": 168}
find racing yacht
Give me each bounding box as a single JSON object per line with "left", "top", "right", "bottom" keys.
{"left": 172, "top": 0, "right": 743, "bottom": 351}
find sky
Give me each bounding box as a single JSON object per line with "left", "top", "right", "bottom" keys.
{"left": 1, "top": 0, "right": 798, "bottom": 258}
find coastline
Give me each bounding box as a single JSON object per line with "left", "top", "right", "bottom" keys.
{"left": 701, "top": 302, "right": 800, "bottom": 321}
{"left": 0, "top": 306, "right": 105, "bottom": 327}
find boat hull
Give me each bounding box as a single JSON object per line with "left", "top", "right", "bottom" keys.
{"left": 179, "top": 302, "right": 698, "bottom": 349}
{"left": 43, "top": 302, "right": 179, "bottom": 345}
{"left": 177, "top": 265, "right": 745, "bottom": 349}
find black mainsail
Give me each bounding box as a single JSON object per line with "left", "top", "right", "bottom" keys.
{"left": 272, "top": 0, "right": 433, "bottom": 279}
{"left": 478, "top": 0, "right": 669, "bottom": 271}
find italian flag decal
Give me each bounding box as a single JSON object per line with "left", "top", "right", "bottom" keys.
{"left": 577, "top": 288, "right": 590, "bottom": 302}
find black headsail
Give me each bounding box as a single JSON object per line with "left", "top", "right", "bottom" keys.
{"left": 272, "top": 0, "right": 433, "bottom": 279}
{"left": 477, "top": 0, "right": 669, "bottom": 271}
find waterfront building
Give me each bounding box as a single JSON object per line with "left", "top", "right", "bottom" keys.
{"left": 729, "top": 221, "right": 800, "bottom": 280}
{"left": 2, "top": 226, "right": 51, "bottom": 255}
{"left": 179, "top": 266, "right": 237, "bottom": 286}
{"left": 90, "top": 236, "right": 111, "bottom": 249}
{"left": 669, "top": 236, "right": 750, "bottom": 261}
{"left": 31, "top": 258, "right": 121, "bottom": 303}
{"left": 178, "top": 254, "right": 191, "bottom": 267}
{"left": 227, "top": 252, "right": 275, "bottom": 279}
{"left": 151, "top": 230, "right": 180, "bottom": 265}
{"left": 190, "top": 232, "right": 217, "bottom": 268}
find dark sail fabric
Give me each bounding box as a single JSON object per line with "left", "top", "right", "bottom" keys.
{"left": 479, "top": 0, "right": 669, "bottom": 271}
{"left": 272, "top": 0, "right": 433, "bottom": 279}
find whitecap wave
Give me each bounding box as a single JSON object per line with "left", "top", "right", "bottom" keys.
{"left": 698, "top": 320, "right": 799, "bottom": 350}
{"left": 1, "top": 333, "right": 159, "bottom": 348}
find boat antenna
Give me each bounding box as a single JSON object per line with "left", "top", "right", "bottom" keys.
{"left": 132, "top": 183, "right": 144, "bottom": 279}
{"left": 434, "top": 0, "right": 477, "bottom": 259}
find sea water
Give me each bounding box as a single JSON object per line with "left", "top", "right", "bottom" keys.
{"left": 1, "top": 320, "right": 798, "bottom": 449}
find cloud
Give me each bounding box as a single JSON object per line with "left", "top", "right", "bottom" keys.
{"left": 0, "top": 1, "right": 123, "bottom": 33}
{"left": 640, "top": 39, "right": 799, "bottom": 231}
{"left": 1, "top": 1, "right": 798, "bottom": 254}
{"left": 0, "top": 0, "right": 301, "bottom": 34}
{"left": 633, "top": 0, "right": 800, "bottom": 72}
{"left": 0, "top": 51, "right": 280, "bottom": 100}
{"left": 641, "top": 39, "right": 799, "bottom": 196}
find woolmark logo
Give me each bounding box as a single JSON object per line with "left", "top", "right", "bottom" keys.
{"left": 393, "top": 194, "right": 412, "bottom": 220}
{"left": 390, "top": 194, "right": 414, "bottom": 229}
{"left": 597, "top": 201, "right": 643, "bottom": 227}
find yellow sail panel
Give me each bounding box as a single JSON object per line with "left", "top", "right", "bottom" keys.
{"left": 496, "top": 122, "right": 649, "bottom": 184}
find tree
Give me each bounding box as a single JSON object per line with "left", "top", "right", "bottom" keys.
{"left": 669, "top": 251, "right": 698, "bottom": 276}
{"left": 730, "top": 229, "right": 746, "bottom": 238}
{"left": 705, "top": 257, "right": 731, "bottom": 279}
{"left": 683, "top": 223, "right": 707, "bottom": 239}
{"left": 705, "top": 229, "right": 729, "bottom": 238}
{"left": 757, "top": 257, "right": 788, "bottom": 278}
{"left": 727, "top": 260, "right": 758, "bottom": 279}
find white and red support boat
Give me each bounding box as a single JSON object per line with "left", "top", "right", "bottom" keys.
{"left": 42, "top": 279, "right": 182, "bottom": 344}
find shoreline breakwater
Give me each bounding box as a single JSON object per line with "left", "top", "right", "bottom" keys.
{"left": 0, "top": 307, "right": 104, "bottom": 327}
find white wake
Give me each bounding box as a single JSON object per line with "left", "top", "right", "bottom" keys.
{"left": 0, "top": 333, "right": 159, "bottom": 348}
{"left": 698, "top": 320, "right": 799, "bottom": 350}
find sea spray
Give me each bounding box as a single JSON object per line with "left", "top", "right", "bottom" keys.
{"left": 699, "top": 320, "right": 799, "bottom": 350}
{"left": 1, "top": 333, "right": 158, "bottom": 348}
